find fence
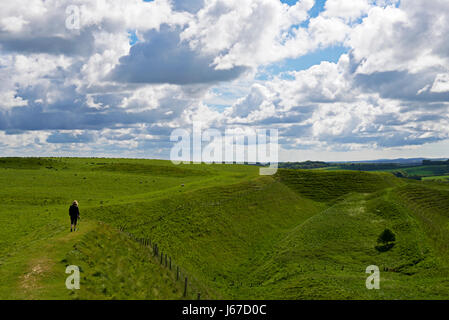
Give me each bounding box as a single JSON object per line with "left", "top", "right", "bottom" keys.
{"left": 117, "top": 225, "right": 219, "bottom": 300}
{"left": 116, "top": 227, "right": 408, "bottom": 298}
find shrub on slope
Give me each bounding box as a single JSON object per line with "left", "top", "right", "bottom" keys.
{"left": 246, "top": 192, "right": 440, "bottom": 299}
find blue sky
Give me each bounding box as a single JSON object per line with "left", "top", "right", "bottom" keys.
{"left": 281, "top": 0, "right": 326, "bottom": 17}
{"left": 257, "top": 45, "right": 348, "bottom": 80}
{"left": 0, "top": 0, "right": 448, "bottom": 161}
{"left": 128, "top": 30, "right": 139, "bottom": 46}
{"left": 269, "top": 0, "right": 345, "bottom": 78}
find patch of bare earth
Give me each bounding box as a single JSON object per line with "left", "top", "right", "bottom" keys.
{"left": 19, "top": 258, "right": 52, "bottom": 298}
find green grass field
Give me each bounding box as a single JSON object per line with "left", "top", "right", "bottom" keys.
{"left": 395, "top": 165, "right": 449, "bottom": 177}
{"left": 1, "top": 157, "right": 449, "bottom": 300}
{"left": 422, "top": 175, "right": 449, "bottom": 182}
{"left": 313, "top": 162, "right": 449, "bottom": 181}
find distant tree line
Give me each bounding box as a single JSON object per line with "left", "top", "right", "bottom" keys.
{"left": 277, "top": 161, "right": 329, "bottom": 169}
{"left": 335, "top": 163, "right": 403, "bottom": 171}
{"left": 422, "top": 159, "right": 449, "bottom": 166}
{"left": 277, "top": 161, "right": 404, "bottom": 171}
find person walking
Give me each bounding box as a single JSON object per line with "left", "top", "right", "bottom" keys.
{"left": 69, "top": 200, "right": 80, "bottom": 232}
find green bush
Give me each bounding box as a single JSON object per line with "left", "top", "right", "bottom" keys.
{"left": 376, "top": 228, "right": 396, "bottom": 252}
{"left": 378, "top": 228, "right": 396, "bottom": 243}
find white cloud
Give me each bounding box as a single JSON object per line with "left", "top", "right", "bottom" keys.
{"left": 0, "top": 90, "right": 28, "bottom": 109}
{"left": 1, "top": 0, "right": 449, "bottom": 159}
{"left": 431, "top": 74, "right": 449, "bottom": 93}
{"left": 0, "top": 16, "right": 29, "bottom": 32}
{"left": 181, "top": 0, "right": 315, "bottom": 69}
{"left": 348, "top": 0, "right": 449, "bottom": 75}
{"left": 323, "top": 0, "right": 372, "bottom": 22}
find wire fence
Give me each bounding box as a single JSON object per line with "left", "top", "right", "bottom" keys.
{"left": 117, "top": 225, "right": 221, "bottom": 300}
{"left": 115, "top": 226, "right": 431, "bottom": 299}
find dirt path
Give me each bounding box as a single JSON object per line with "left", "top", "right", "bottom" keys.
{"left": 16, "top": 220, "right": 96, "bottom": 299}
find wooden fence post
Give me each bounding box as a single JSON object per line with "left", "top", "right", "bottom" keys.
{"left": 197, "top": 293, "right": 201, "bottom": 300}
{"left": 183, "top": 277, "right": 188, "bottom": 297}
{"left": 169, "top": 257, "right": 172, "bottom": 270}
{"left": 160, "top": 251, "right": 163, "bottom": 264}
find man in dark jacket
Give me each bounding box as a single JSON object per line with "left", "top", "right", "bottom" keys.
{"left": 69, "top": 200, "right": 80, "bottom": 232}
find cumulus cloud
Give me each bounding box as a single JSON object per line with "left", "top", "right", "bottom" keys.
{"left": 109, "top": 26, "right": 248, "bottom": 84}
{"left": 323, "top": 0, "right": 372, "bottom": 22}
{"left": 430, "top": 74, "right": 449, "bottom": 93}
{"left": 171, "top": 0, "right": 205, "bottom": 13}
{"left": 1, "top": 0, "right": 449, "bottom": 160}
{"left": 180, "top": 0, "right": 315, "bottom": 69}
{"left": 226, "top": 84, "right": 276, "bottom": 119}
{"left": 348, "top": 0, "right": 449, "bottom": 74}
{"left": 46, "top": 131, "right": 96, "bottom": 144}
{"left": 219, "top": 0, "right": 449, "bottom": 151}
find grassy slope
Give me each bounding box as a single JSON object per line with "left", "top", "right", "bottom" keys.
{"left": 0, "top": 158, "right": 260, "bottom": 299}
{"left": 1, "top": 158, "right": 449, "bottom": 299}
{"left": 275, "top": 169, "right": 401, "bottom": 203}
{"left": 260, "top": 170, "right": 449, "bottom": 299}
{"left": 320, "top": 163, "right": 449, "bottom": 181}
{"left": 396, "top": 165, "right": 449, "bottom": 177}
{"left": 422, "top": 175, "right": 449, "bottom": 182}
{"left": 84, "top": 176, "right": 325, "bottom": 299}
{"left": 394, "top": 183, "right": 449, "bottom": 257}
{"left": 61, "top": 223, "right": 190, "bottom": 300}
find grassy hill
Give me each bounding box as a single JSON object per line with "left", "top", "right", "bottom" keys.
{"left": 1, "top": 157, "right": 449, "bottom": 299}
{"left": 274, "top": 169, "right": 401, "bottom": 203}
{"left": 284, "top": 159, "right": 449, "bottom": 182}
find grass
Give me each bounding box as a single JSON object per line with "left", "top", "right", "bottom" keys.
{"left": 60, "top": 223, "right": 191, "bottom": 300}
{"left": 1, "top": 157, "right": 449, "bottom": 299}
{"left": 396, "top": 165, "right": 449, "bottom": 177}
{"left": 274, "top": 169, "right": 401, "bottom": 203}
{"left": 319, "top": 162, "right": 449, "bottom": 181}
{"left": 422, "top": 175, "right": 449, "bottom": 182}
{"left": 383, "top": 165, "right": 449, "bottom": 180}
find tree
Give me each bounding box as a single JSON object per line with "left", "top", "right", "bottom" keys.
{"left": 378, "top": 229, "right": 396, "bottom": 244}
{"left": 376, "top": 228, "right": 396, "bottom": 252}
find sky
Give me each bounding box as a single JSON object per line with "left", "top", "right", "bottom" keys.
{"left": 0, "top": 0, "right": 449, "bottom": 162}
